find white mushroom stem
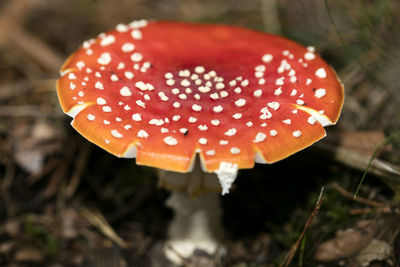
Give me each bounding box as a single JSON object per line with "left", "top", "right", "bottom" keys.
{"left": 158, "top": 158, "right": 226, "bottom": 264}
{"left": 164, "top": 191, "right": 224, "bottom": 264}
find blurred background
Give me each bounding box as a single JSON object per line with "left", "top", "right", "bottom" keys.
{"left": 0, "top": 0, "right": 399, "bottom": 266}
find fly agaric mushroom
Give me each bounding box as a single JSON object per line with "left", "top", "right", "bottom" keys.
{"left": 57, "top": 20, "right": 344, "bottom": 263}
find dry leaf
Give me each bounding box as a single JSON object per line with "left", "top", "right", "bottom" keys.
{"left": 315, "top": 228, "right": 372, "bottom": 262}
{"left": 356, "top": 239, "right": 394, "bottom": 267}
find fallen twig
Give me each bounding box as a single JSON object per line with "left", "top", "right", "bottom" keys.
{"left": 312, "top": 132, "right": 400, "bottom": 186}
{"left": 0, "top": 0, "right": 63, "bottom": 73}
{"left": 8, "top": 26, "right": 64, "bottom": 73}
{"left": 0, "top": 105, "right": 63, "bottom": 118}
{"left": 108, "top": 178, "right": 156, "bottom": 223}
{"left": 44, "top": 161, "right": 67, "bottom": 199}
{"left": 1, "top": 158, "right": 17, "bottom": 217}
{"left": 65, "top": 142, "right": 91, "bottom": 198}
{"left": 280, "top": 187, "right": 325, "bottom": 267}
{"left": 80, "top": 207, "right": 129, "bottom": 249}
{"left": 28, "top": 158, "right": 60, "bottom": 184}
{"left": 349, "top": 207, "right": 399, "bottom": 216}
{"left": 332, "top": 182, "right": 385, "bottom": 208}
{"left": 354, "top": 131, "right": 400, "bottom": 198}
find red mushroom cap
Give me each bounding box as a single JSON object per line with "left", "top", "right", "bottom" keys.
{"left": 57, "top": 20, "right": 344, "bottom": 173}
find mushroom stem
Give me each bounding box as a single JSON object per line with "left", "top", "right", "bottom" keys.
{"left": 158, "top": 157, "right": 225, "bottom": 264}
{"left": 164, "top": 191, "right": 224, "bottom": 264}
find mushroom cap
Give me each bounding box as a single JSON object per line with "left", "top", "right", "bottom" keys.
{"left": 57, "top": 20, "right": 344, "bottom": 173}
